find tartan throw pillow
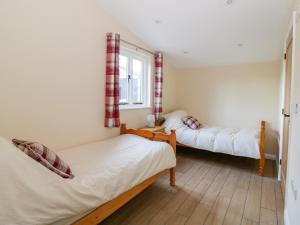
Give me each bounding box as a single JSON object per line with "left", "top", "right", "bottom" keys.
{"left": 12, "top": 139, "right": 74, "bottom": 179}
{"left": 182, "top": 116, "right": 201, "bottom": 129}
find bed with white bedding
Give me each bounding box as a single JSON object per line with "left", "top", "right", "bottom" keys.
{"left": 163, "top": 110, "right": 266, "bottom": 175}
{"left": 0, "top": 129, "right": 176, "bottom": 225}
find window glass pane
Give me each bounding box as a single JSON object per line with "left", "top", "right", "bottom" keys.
{"left": 119, "top": 55, "right": 128, "bottom": 69}
{"left": 132, "top": 78, "right": 142, "bottom": 103}
{"left": 132, "top": 59, "right": 143, "bottom": 103}
{"left": 132, "top": 59, "right": 143, "bottom": 78}
{"left": 120, "top": 67, "right": 127, "bottom": 79}
{"left": 119, "top": 54, "right": 128, "bottom": 103}
{"left": 120, "top": 78, "right": 128, "bottom": 103}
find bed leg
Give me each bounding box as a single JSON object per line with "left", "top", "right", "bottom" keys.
{"left": 120, "top": 124, "right": 127, "bottom": 135}
{"left": 169, "top": 130, "right": 176, "bottom": 186}
{"left": 259, "top": 157, "right": 265, "bottom": 176}
{"left": 170, "top": 168, "right": 176, "bottom": 186}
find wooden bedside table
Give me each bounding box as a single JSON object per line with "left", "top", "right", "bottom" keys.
{"left": 140, "top": 126, "right": 165, "bottom": 133}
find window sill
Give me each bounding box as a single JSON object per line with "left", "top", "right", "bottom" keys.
{"left": 120, "top": 105, "right": 152, "bottom": 111}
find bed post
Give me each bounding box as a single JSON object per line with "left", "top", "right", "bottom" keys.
{"left": 120, "top": 123, "right": 126, "bottom": 135}
{"left": 259, "top": 121, "right": 266, "bottom": 176}
{"left": 169, "top": 129, "right": 176, "bottom": 186}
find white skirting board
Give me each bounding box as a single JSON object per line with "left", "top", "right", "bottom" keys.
{"left": 285, "top": 208, "right": 290, "bottom": 225}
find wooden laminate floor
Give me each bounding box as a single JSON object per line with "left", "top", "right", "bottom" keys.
{"left": 101, "top": 147, "right": 284, "bottom": 225}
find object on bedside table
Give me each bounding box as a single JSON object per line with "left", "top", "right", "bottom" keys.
{"left": 146, "top": 114, "right": 155, "bottom": 128}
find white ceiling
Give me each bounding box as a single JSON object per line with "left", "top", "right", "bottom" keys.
{"left": 97, "top": 0, "right": 294, "bottom": 68}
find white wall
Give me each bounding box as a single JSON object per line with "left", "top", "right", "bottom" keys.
{"left": 0, "top": 0, "right": 177, "bottom": 150}
{"left": 175, "top": 61, "right": 281, "bottom": 156}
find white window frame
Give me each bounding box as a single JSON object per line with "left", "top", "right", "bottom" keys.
{"left": 119, "top": 47, "right": 151, "bottom": 110}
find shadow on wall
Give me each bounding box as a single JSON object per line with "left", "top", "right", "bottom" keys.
{"left": 265, "top": 124, "right": 279, "bottom": 159}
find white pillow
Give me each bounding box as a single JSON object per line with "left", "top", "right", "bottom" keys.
{"left": 0, "top": 136, "right": 8, "bottom": 148}
{"left": 162, "top": 110, "right": 188, "bottom": 133}
{"left": 162, "top": 110, "right": 188, "bottom": 120}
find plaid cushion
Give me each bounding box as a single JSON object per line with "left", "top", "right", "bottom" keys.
{"left": 183, "top": 116, "right": 201, "bottom": 129}
{"left": 12, "top": 139, "right": 74, "bottom": 179}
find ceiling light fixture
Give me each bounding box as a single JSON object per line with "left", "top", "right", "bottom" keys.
{"left": 237, "top": 43, "right": 244, "bottom": 47}
{"left": 183, "top": 51, "right": 189, "bottom": 54}
{"left": 154, "top": 20, "right": 162, "bottom": 24}
{"left": 226, "top": 0, "right": 233, "bottom": 5}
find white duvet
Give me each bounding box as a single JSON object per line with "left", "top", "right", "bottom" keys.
{"left": 0, "top": 134, "right": 176, "bottom": 225}
{"left": 164, "top": 110, "right": 260, "bottom": 159}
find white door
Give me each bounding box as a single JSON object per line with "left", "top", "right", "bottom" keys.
{"left": 281, "top": 38, "right": 293, "bottom": 198}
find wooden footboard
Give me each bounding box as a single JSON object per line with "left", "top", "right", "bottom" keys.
{"left": 72, "top": 124, "right": 176, "bottom": 225}
{"left": 259, "top": 120, "right": 266, "bottom": 176}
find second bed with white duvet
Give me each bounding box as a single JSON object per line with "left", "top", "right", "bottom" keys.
{"left": 163, "top": 110, "right": 262, "bottom": 159}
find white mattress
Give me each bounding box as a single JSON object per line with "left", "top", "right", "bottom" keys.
{"left": 0, "top": 134, "right": 176, "bottom": 225}
{"left": 163, "top": 110, "right": 260, "bottom": 159}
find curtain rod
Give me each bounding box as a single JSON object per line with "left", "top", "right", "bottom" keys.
{"left": 121, "top": 39, "right": 155, "bottom": 55}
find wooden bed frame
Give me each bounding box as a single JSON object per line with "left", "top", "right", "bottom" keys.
{"left": 177, "top": 121, "right": 266, "bottom": 176}
{"left": 72, "top": 124, "right": 176, "bottom": 225}
{"left": 259, "top": 120, "right": 266, "bottom": 176}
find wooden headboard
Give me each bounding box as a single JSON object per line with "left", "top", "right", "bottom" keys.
{"left": 120, "top": 124, "right": 176, "bottom": 154}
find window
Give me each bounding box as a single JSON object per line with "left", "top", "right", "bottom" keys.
{"left": 119, "top": 48, "right": 151, "bottom": 109}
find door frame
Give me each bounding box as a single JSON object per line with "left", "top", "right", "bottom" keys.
{"left": 278, "top": 11, "right": 297, "bottom": 181}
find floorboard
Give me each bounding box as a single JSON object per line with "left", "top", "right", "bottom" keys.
{"left": 101, "top": 148, "right": 283, "bottom": 225}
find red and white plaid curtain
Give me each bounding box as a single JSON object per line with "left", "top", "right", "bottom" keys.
{"left": 154, "top": 52, "right": 163, "bottom": 119}
{"left": 105, "top": 33, "right": 120, "bottom": 128}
